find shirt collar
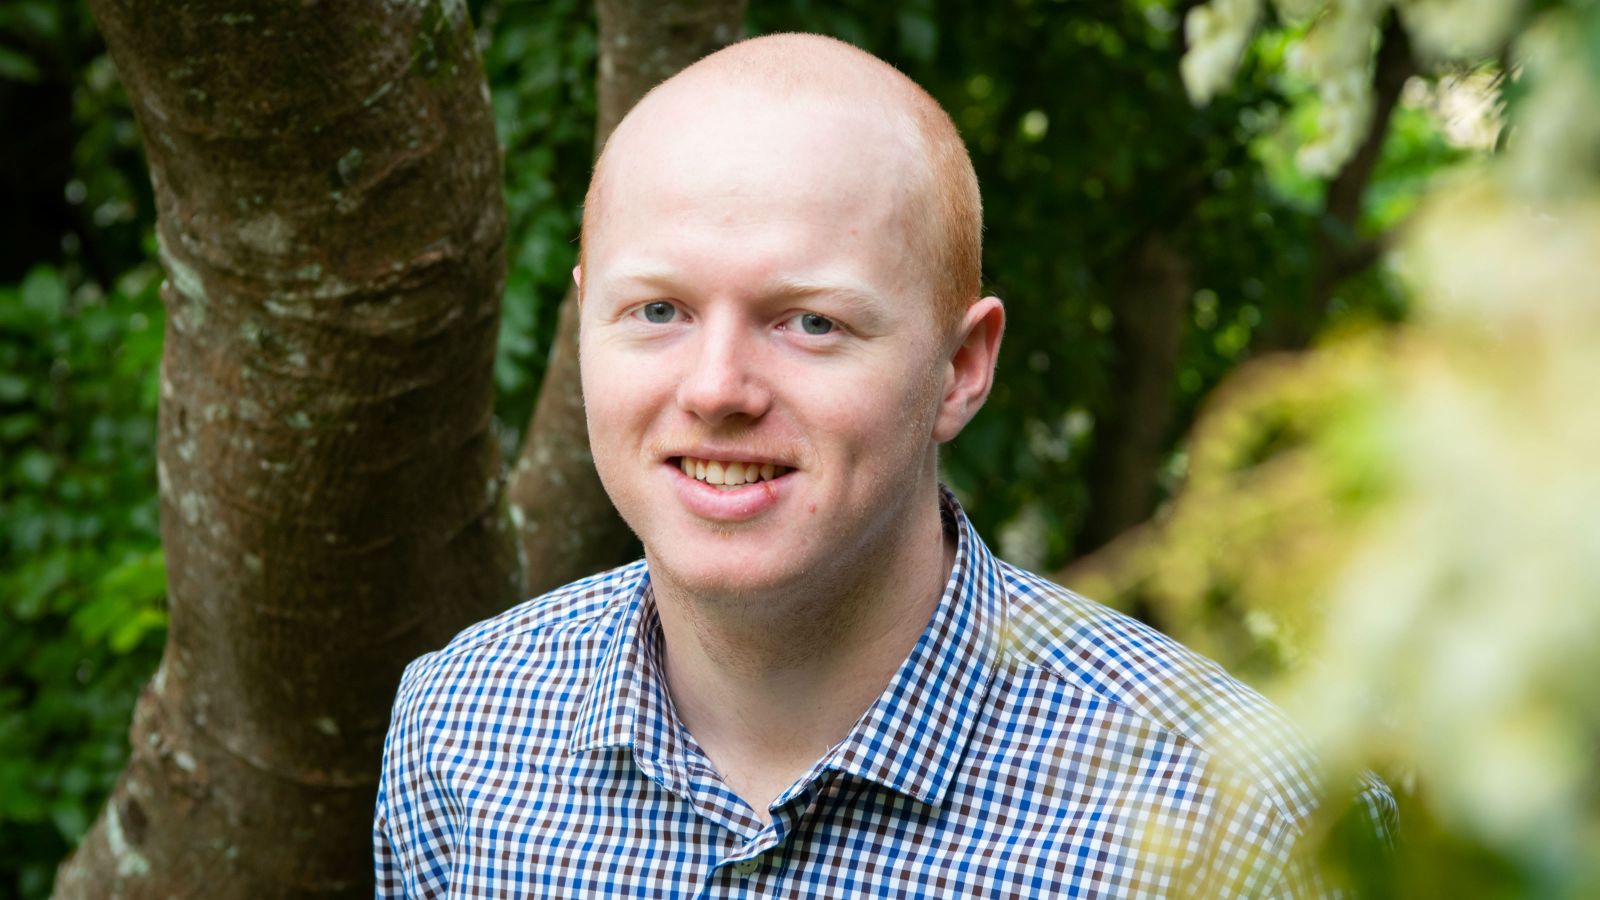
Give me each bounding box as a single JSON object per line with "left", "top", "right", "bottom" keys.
{"left": 816, "top": 485, "right": 1005, "bottom": 807}
{"left": 570, "top": 486, "right": 1006, "bottom": 809}
{"left": 569, "top": 569, "right": 654, "bottom": 752}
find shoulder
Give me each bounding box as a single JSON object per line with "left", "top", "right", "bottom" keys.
{"left": 375, "top": 561, "right": 647, "bottom": 882}
{"left": 390, "top": 559, "right": 647, "bottom": 718}
{"left": 997, "top": 561, "right": 1325, "bottom": 828}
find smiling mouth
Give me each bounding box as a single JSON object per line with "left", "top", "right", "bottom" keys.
{"left": 673, "top": 455, "right": 793, "bottom": 490}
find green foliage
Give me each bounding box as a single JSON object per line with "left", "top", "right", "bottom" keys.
{"left": 1, "top": 3, "right": 161, "bottom": 894}
{"left": 1095, "top": 0, "right": 1600, "bottom": 891}
{"left": 477, "top": 0, "right": 597, "bottom": 451}
{"left": 0, "top": 0, "right": 150, "bottom": 287}
{"left": 0, "top": 264, "right": 167, "bottom": 898}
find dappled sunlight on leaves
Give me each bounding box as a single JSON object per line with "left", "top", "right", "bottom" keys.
{"left": 1112, "top": 0, "right": 1600, "bottom": 889}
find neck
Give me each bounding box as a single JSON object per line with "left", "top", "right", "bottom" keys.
{"left": 650, "top": 485, "right": 956, "bottom": 822}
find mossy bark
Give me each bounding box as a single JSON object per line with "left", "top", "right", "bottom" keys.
{"left": 510, "top": 0, "right": 747, "bottom": 596}
{"left": 56, "top": 0, "right": 519, "bottom": 895}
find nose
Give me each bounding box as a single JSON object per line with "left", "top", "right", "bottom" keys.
{"left": 675, "top": 317, "right": 771, "bottom": 425}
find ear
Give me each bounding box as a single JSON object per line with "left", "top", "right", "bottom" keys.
{"left": 572, "top": 265, "right": 584, "bottom": 301}
{"left": 932, "top": 296, "right": 1005, "bottom": 443}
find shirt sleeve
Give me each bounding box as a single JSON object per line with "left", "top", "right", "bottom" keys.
{"left": 374, "top": 669, "right": 411, "bottom": 899}
{"left": 373, "top": 652, "right": 444, "bottom": 899}
{"left": 374, "top": 797, "right": 404, "bottom": 899}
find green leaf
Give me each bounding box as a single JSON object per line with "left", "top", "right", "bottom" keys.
{"left": 2, "top": 2, "right": 62, "bottom": 41}
{"left": 14, "top": 448, "right": 56, "bottom": 488}
{"left": 110, "top": 608, "right": 167, "bottom": 654}
{"left": 7, "top": 553, "right": 71, "bottom": 621}
{"left": 0, "top": 46, "right": 41, "bottom": 84}
{"left": 0, "top": 374, "right": 29, "bottom": 404}
{"left": 20, "top": 267, "right": 65, "bottom": 319}
{"left": 48, "top": 801, "right": 88, "bottom": 842}
{"left": 896, "top": 9, "right": 938, "bottom": 63}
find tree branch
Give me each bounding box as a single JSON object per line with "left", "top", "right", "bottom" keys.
{"left": 1259, "top": 12, "right": 1415, "bottom": 352}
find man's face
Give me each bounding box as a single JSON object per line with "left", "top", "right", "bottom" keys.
{"left": 578, "top": 89, "right": 961, "bottom": 599}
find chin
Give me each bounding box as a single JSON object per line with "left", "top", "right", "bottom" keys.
{"left": 646, "top": 545, "right": 804, "bottom": 602}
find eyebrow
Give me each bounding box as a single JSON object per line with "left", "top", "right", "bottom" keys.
{"left": 595, "top": 263, "right": 680, "bottom": 295}
{"left": 763, "top": 273, "right": 888, "bottom": 320}
{"left": 597, "top": 265, "right": 891, "bottom": 326}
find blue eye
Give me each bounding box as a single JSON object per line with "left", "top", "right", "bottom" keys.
{"left": 797, "top": 313, "right": 834, "bottom": 335}
{"left": 638, "top": 301, "right": 676, "bottom": 324}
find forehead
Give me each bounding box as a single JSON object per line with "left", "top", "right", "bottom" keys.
{"left": 587, "top": 88, "right": 929, "bottom": 287}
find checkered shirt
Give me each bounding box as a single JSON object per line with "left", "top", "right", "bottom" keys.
{"left": 375, "top": 489, "right": 1394, "bottom": 898}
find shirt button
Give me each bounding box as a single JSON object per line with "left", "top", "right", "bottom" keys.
{"left": 732, "top": 857, "right": 761, "bottom": 876}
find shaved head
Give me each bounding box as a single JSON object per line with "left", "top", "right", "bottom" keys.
{"left": 580, "top": 33, "right": 983, "bottom": 330}
{"left": 574, "top": 31, "right": 1008, "bottom": 629}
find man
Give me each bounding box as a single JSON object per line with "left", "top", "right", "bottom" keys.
{"left": 376, "top": 33, "right": 1392, "bottom": 898}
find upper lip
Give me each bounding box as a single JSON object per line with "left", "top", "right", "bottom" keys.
{"left": 667, "top": 448, "right": 797, "bottom": 469}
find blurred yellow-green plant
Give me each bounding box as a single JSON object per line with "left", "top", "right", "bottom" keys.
{"left": 1077, "top": 0, "right": 1600, "bottom": 892}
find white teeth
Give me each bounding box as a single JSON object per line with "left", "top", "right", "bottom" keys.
{"left": 677, "top": 456, "right": 790, "bottom": 487}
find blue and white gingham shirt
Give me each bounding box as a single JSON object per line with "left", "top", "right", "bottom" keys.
{"left": 376, "top": 490, "right": 1393, "bottom": 897}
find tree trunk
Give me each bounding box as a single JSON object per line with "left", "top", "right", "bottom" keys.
{"left": 1076, "top": 233, "right": 1192, "bottom": 556}
{"left": 509, "top": 0, "right": 746, "bottom": 596}
{"left": 55, "top": 1, "right": 519, "bottom": 895}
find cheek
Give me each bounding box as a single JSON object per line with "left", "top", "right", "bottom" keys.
{"left": 578, "top": 343, "right": 634, "bottom": 448}
{"left": 807, "top": 356, "right": 942, "bottom": 462}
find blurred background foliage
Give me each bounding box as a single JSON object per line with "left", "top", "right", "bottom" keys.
{"left": 1093, "top": 0, "right": 1600, "bottom": 895}
{"left": 2, "top": 2, "right": 169, "bottom": 893}
{"left": 2, "top": 0, "right": 1589, "bottom": 895}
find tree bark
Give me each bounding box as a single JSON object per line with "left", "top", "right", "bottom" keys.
{"left": 510, "top": 0, "right": 746, "bottom": 596}
{"left": 56, "top": 0, "right": 519, "bottom": 895}
{"left": 1076, "top": 233, "right": 1193, "bottom": 556}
